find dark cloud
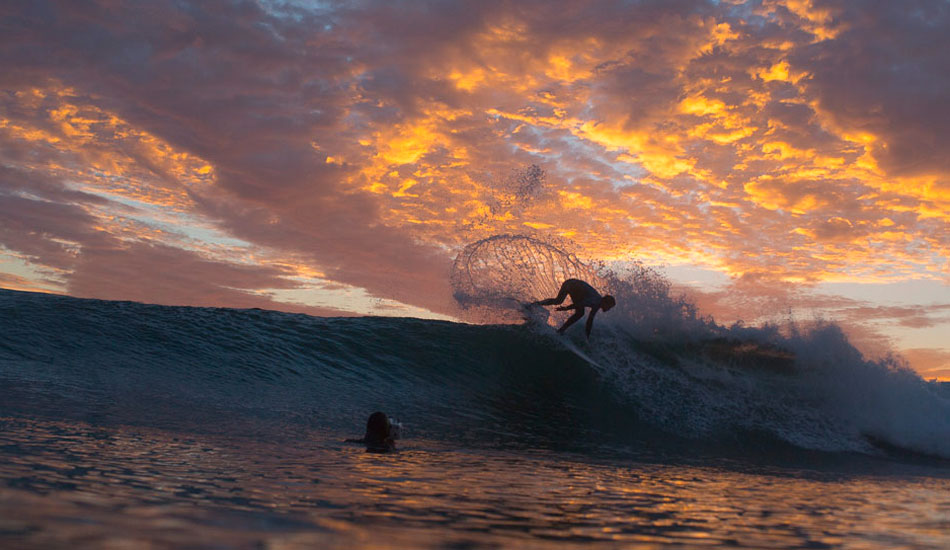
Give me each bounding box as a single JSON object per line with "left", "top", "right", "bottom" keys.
{"left": 0, "top": 194, "right": 106, "bottom": 271}
{"left": 840, "top": 303, "right": 950, "bottom": 330}
{"left": 794, "top": 0, "right": 950, "bottom": 176}
{"left": 0, "top": 0, "right": 948, "bottom": 372}
{"left": 66, "top": 240, "right": 352, "bottom": 316}
{"left": 1, "top": 0, "right": 460, "bottom": 312}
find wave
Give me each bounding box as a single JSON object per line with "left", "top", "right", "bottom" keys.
{"left": 451, "top": 234, "right": 950, "bottom": 459}
{"left": 1, "top": 286, "right": 948, "bottom": 460}
{"left": 0, "top": 288, "right": 618, "bottom": 445}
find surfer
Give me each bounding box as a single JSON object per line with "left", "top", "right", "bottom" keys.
{"left": 345, "top": 411, "right": 400, "bottom": 453}
{"left": 532, "top": 279, "right": 615, "bottom": 338}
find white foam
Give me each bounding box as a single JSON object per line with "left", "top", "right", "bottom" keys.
{"left": 453, "top": 233, "right": 950, "bottom": 457}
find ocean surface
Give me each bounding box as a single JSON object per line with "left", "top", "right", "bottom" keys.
{"left": 1, "top": 287, "right": 949, "bottom": 549}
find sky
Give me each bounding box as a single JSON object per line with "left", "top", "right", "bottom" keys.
{"left": 1, "top": 0, "right": 948, "bottom": 379}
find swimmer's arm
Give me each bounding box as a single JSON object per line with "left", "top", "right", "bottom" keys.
{"left": 585, "top": 307, "right": 598, "bottom": 338}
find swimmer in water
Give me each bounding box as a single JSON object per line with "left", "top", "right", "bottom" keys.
{"left": 346, "top": 411, "right": 400, "bottom": 453}
{"left": 533, "top": 279, "right": 616, "bottom": 338}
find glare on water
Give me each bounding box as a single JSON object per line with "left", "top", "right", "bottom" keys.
{"left": 1, "top": 417, "right": 948, "bottom": 550}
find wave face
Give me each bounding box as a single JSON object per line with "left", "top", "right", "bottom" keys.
{"left": 1, "top": 287, "right": 948, "bottom": 459}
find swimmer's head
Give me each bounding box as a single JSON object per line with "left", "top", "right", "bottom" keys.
{"left": 365, "top": 411, "right": 391, "bottom": 443}
{"left": 601, "top": 295, "right": 616, "bottom": 312}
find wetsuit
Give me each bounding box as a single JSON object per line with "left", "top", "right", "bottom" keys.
{"left": 542, "top": 279, "right": 602, "bottom": 308}
{"left": 534, "top": 279, "right": 606, "bottom": 337}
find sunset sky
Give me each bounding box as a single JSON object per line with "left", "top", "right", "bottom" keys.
{"left": 1, "top": 0, "right": 948, "bottom": 379}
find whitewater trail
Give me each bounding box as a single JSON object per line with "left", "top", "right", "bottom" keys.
{"left": 560, "top": 339, "right": 605, "bottom": 369}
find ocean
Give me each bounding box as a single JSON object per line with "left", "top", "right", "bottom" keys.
{"left": 1, "top": 287, "right": 948, "bottom": 549}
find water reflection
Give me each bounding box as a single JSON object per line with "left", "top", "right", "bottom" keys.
{"left": 1, "top": 417, "right": 948, "bottom": 549}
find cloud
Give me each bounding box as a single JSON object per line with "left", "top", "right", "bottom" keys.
{"left": 0, "top": 0, "right": 948, "bottom": 373}
{"left": 66, "top": 240, "right": 349, "bottom": 316}
{"left": 1, "top": 0, "right": 460, "bottom": 314}
{"left": 792, "top": 0, "right": 950, "bottom": 177}
{"left": 901, "top": 349, "right": 950, "bottom": 382}
{"left": 0, "top": 270, "right": 53, "bottom": 293}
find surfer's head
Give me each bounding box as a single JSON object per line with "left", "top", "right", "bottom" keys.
{"left": 364, "top": 411, "right": 396, "bottom": 452}
{"left": 365, "top": 411, "right": 391, "bottom": 440}
{"left": 601, "top": 295, "right": 616, "bottom": 312}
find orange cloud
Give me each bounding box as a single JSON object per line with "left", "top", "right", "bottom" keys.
{"left": 2, "top": 0, "right": 950, "bottom": 375}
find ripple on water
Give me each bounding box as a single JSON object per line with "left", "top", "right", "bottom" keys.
{"left": 0, "top": 417, "right": 948, "bottom": 549}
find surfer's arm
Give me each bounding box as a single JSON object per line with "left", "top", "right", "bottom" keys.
{"left": 536, "top": 283, "right": 572, "bottom": 307}
{"left": 555, "top": 303, "right": 575, "bottom": 311}
{"left": 557, "top": 308, "right": 585, "bottom": 334}
{"left": 585, "top": 307, "right": 599, "bottom": 338}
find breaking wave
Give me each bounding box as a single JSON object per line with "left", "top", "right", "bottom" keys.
{"left": 449, "top": 234, "right": 950, "bottom": 458}
{"left": 1, "top": 233, "right": 948, "bottom": 460}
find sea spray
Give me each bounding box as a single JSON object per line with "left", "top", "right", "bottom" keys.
{"left": 451, "top": 233, "right": 606, "bottom": 323}
{"left": 450, "top": 234, "right": 950, "bottom": 457}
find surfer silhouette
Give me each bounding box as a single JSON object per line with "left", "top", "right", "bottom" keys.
{"left": 532, "top": 279, "right": 615, "bottom": 338}
{"left": 345, "top": 411, "right": 401, "bottom": 453}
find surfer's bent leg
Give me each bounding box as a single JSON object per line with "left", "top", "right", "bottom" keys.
{"left": 557, "top": 308, "right": 585, "bottom": 334}
{"left": 536, "top": 281, "right": 571, "bottom": 306}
